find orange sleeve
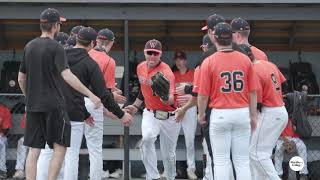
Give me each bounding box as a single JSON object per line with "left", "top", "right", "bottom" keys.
{"left": 198, "top": 59, "right": 212, "bottom": 96}
{"left": 105, "top": 59, "right": 116, "bottom": 89}
{"left": 192, "top": 67, "right": 200, "bottom": 93}
{"left": 248, "top": 63, "right": 259, "bottom": 92}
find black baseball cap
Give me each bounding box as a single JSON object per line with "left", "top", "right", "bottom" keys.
{"left": 40, "top": 8, "right": 66, "bottom": 23}
{"left": 144, "top": 39, "right": 162, "bottom": 53}
{"left": 174, "top": 51, "right": 186, "bottom": 60}
{"left": 77, "top": 27, "right": 97, "bottom": 42}
{"left": 55, "top": 32, "right": 69, "bottom": 45}
{"left": 201, "top": 14, "right": 225, "bottom": 31}
{"left": 201, "top": 34, "right": 213, "bottom": 48}
{"left": 97, "top": 28, "right": 115, "bottom": 41}
{"left": 214, "top": 22, "right": 233, "bottom": 43}
{"left": 67, "top": 35, "right": 77, "bottom": 46}
{"left": 231, "top": 18, "right": 250, "bottom": 32}
{"left": 70, "top": 25, "right": 83, "bottom": 35}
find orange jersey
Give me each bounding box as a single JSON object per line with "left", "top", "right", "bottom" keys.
{"left": 89, "top": 49, "right": 116, "bottom": 89}
{"left": 137, "top": 61, "right": 175, "bottom": 111}
{"left": 192, "top": 66, "right": 201, "bottom": 93}
{"left": 198, "top": 51, "right": 258, "bottom": 109}
{"left": 253, "top": 60, "right": 286, "bottom": 107}
{"left": 174, "top": 69, "right": 194, "bottom": 85}
{"left": 251, "top": 46, "right": 268, "bottom": 61}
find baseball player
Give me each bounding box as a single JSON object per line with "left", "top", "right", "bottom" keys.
{"left": 0, "top": 103, "right": 12, "bottom": 179}
{"left": 82, "top": 28, "right": 127, "bottom": 180}
{"left": 198, "top": 23, "right": 258, "bottom": 180}
{"left": 237, "top": 44, "right": 288, "bottom": 180}
{"left": 125, "top": 39, "right": 180, "bottom": 180}
{"left": 18, "top": 8, "right": 101, "bottom": 180}
{"left": 231, "top": 18, "right": 268, "bottom": 61}
{"left": 62, "top": 27, "right": 132, "bottom": 180}
{"left": 172, "top": 50, "right": 198, "bottom": 179}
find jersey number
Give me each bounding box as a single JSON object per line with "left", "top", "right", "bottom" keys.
{"left": 220, "top": 71, "right": 244, "bottom": 92}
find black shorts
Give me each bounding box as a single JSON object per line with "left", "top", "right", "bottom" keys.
{"left": 23, "top": 108, "right": 71, "bottom": 149}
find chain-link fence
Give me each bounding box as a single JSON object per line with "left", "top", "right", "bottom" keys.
{"left": 0, "top": 93, "right": 320, "bottom": 179}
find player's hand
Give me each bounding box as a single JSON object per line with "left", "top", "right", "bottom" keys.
{"left": 113, "top": 92, "right": 127, "bottom": 104}
{"left": 177, "top": 94, "right": 191, "bottom": 107}
{"left": 174, "top": 107, "right": 186, "bottom": 123}
{"left": 123, "top": 105, "right": 138, "bottom": 115}
{"left": 89, "top": 95, "right": 102, "bottom": 109}
{"left": 250, "top": 115, "right": 257, "bottom": 131}
{"left": 85, "top": 116, "right": 95, "bottom": 127}
{"left": 120, "top": 112, "right": 133, "bottom": 126}
{"left": 103, "top": 108, "right": 118, "bottom": 120}
{"left": 175, "top": 84, "right": 186, "bottom": 95}
{"left": 198, "top": 113, "right": 206, "bottom": 126}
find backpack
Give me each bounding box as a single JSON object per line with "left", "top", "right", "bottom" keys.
{"left": 287, "top": 91, "right": 312, "bottom": 138}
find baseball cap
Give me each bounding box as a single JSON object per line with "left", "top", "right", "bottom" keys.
{"left": 67, "top": 35, "right": 77, "bottom": 46}
{"left": 231, "top": 18, "right": 250, "bottom": 32}
{"left": 201, "top": 14, "right": 225, "bottom": 31}
{"left": 201, "top": 34, "right": 213, "bottom": 48}
{"left": 214, "top": 22, "right": 233, "bottom": 43}
{"left": 174, "top": 51, "right": 186, "bottom": 60}
{"left": 144, "top": 39, "right": 162, "bottom": 53}
{"left": 70, "top": 25, "right": 83, "bottom": 35}
{"left": 55, "top": 32, "right": 69, "bottom": 45}
{"left": 40, "top": 8, "right": 66, "bottom": 23}
{"left": 77, "top": 27, "right": 97, "bottom": 42}
{"left": 97, "top": 28, "right": 115, "bottom": 41}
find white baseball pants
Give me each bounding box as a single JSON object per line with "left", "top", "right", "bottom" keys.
{"left": 140, "top": 109, "right": 180, "bottom": 180}
{"left": 0, "top": 136, "right": 7, "bottom": 172}
{"left": 210, "top": 107, "right": 251, "bottom": 180}
{"left": 180, "top": 106, "right": 197, "bottom": 170}
{"left": 15, "top": 137, "right": 28, "bottom": 170}
{"left": 250, "top": 106, "right": 288, "bottom": 180}
{"left": 274, "top": 137, "right": 308, "bottom": 176}
{"left": 84, "top": 98, "right": 104, "bottom": 180}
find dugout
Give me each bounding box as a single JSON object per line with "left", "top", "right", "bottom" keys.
{"left": 0, "top": 1, "right": 320, "bottom": 179}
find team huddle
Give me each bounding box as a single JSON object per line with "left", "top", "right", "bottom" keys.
{"left": 18, "top": 7, "right": 292, "bottom": 180}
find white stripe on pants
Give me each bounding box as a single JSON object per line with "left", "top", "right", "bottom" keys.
{"left": 63, "top": 121, "right": 85, "bottom": 180}
{"left": 36, "top": 144, "right": 64, "bottom": 180}
{"left": 249, "top": 106, "right": 288, "bottom": 180}
{"left": 140, "top": 109, "right": 180, "bottom": 180}
{"left": 181, "top": 106, "right": 197, "bottom": 169}
{"left": 84, "top": 98, "right": 104, "bottom": 180}
{"left": 0, "top": 136, "right": 7, "bottom": 172}
{"left": 274, "top": 137, "right": 308, "bottom": 176}
{"left": 15, "top": 137, "right": 28, "bottom": 170}
{"left": 210, "top": 107, "right": 251, "bottom": 180}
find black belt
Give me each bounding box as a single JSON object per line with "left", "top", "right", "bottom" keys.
{"left": 146, "top": 109, "right": 175, "bottom": 116}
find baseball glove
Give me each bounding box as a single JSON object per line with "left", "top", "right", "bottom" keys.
{"left": 283, "top": 137, "right": 297, "bottom": 155}
{"left": 151, "top": 72, "right": 170, "bottom": 101}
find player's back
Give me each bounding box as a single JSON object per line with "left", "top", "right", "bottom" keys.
{"left": 253, "top": 60, "right": 285, "bottom": 107}
{"left": 250, "top": 46, "right": 268, "bottom": 61}
{"left": 199, "top": 50, "right": 257, "bottom": 109}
